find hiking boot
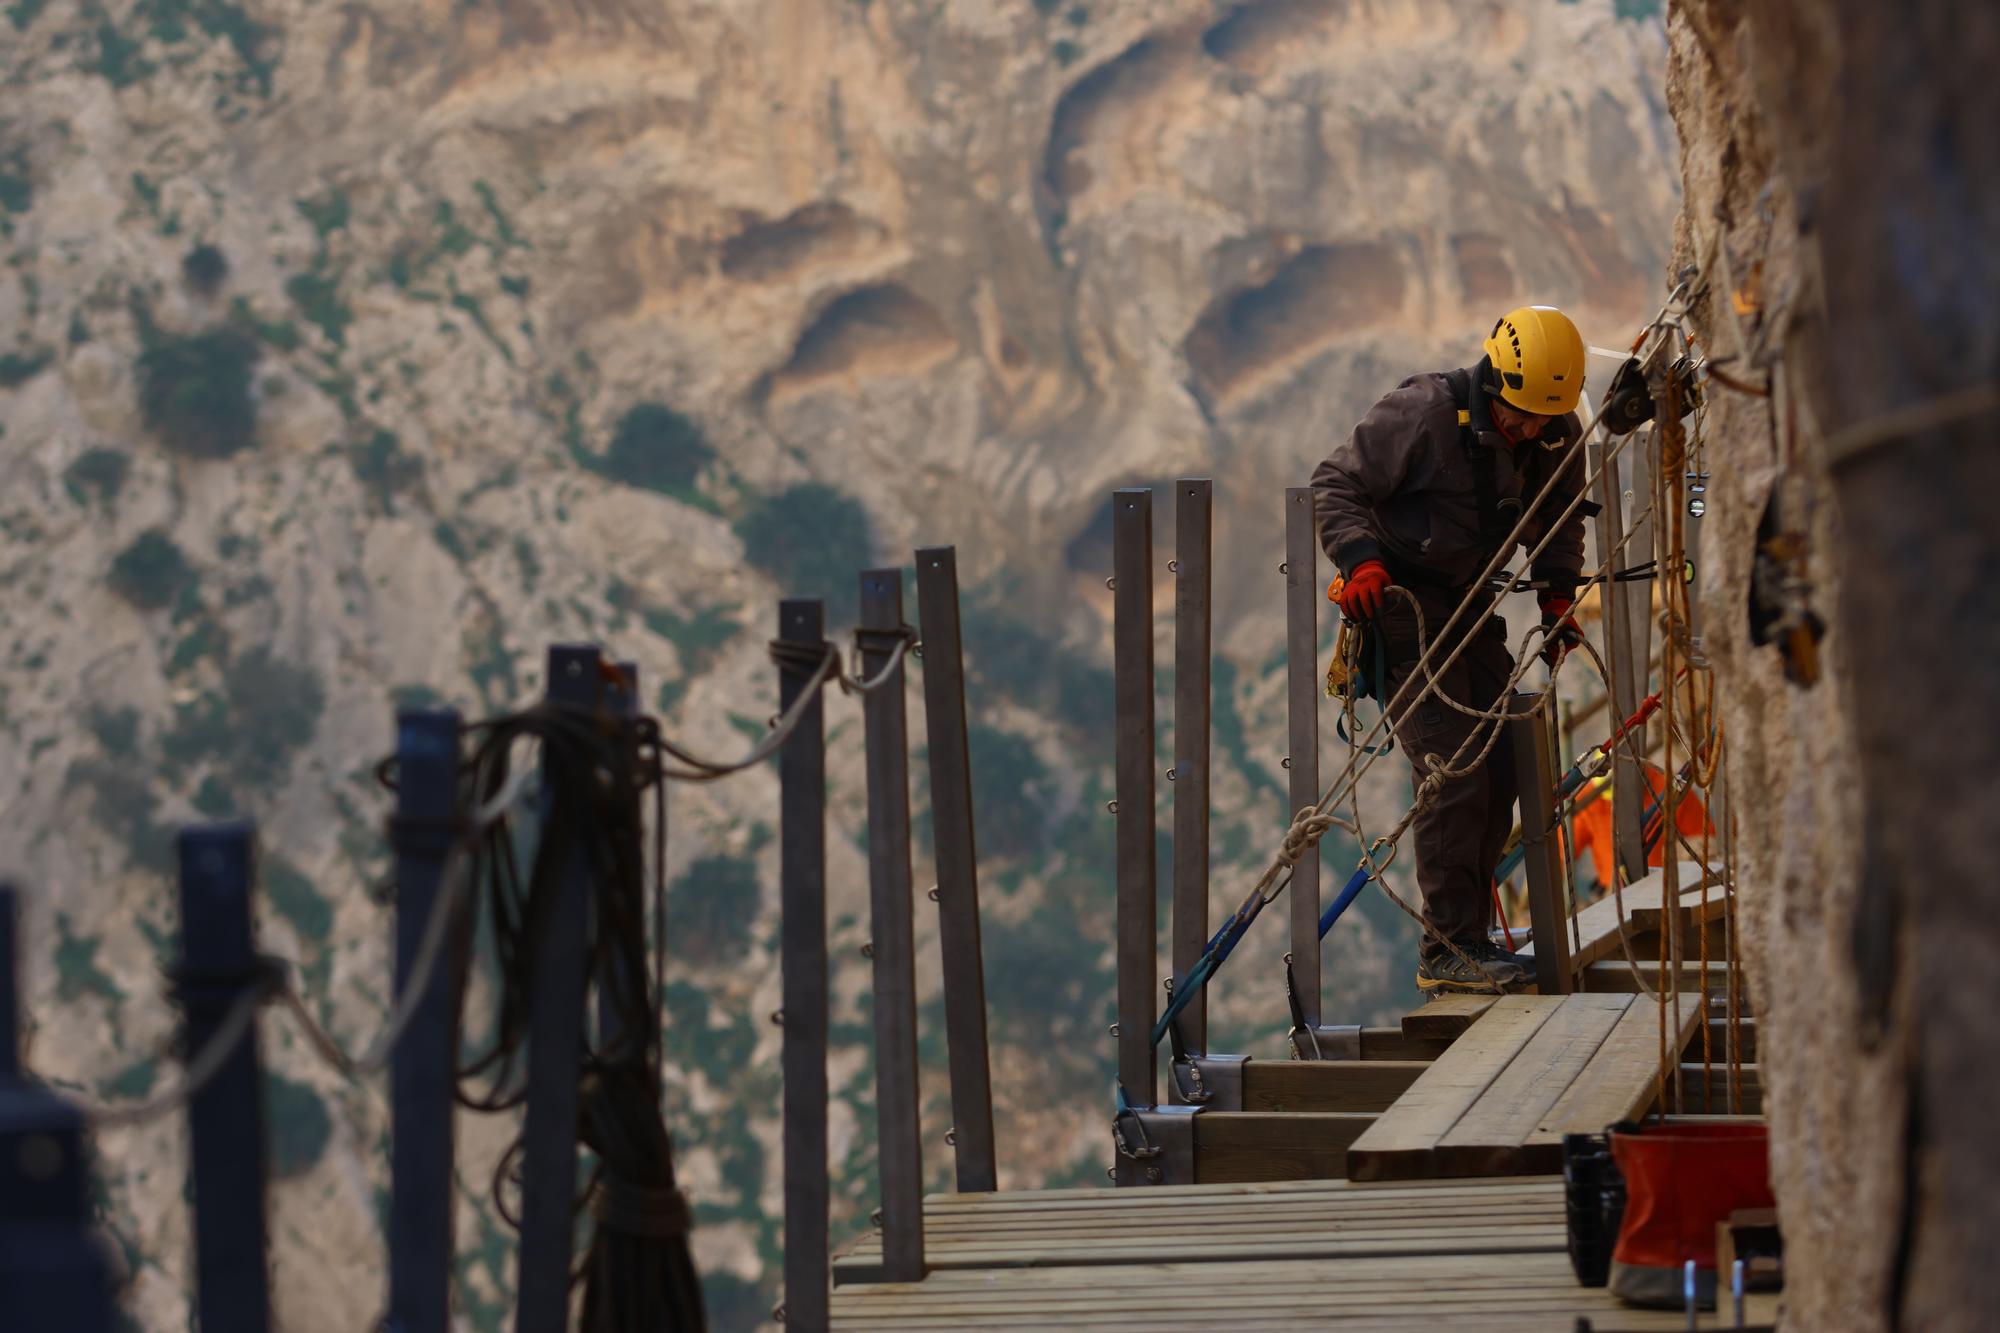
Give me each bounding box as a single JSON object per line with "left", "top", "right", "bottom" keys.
{"left": 1416, "top": 937, "right": 1533, "bottom": 993}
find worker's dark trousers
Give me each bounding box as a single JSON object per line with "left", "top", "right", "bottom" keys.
{"left": 1374, "top": 593, "right": 1517, "bottom": 954}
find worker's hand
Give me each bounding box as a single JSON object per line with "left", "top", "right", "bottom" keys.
{"left": 1540, "top": 596, "right": 1584, "bottom": 668}
{"left": 1337, "top": 560, "right": 1392, "bottom": 621}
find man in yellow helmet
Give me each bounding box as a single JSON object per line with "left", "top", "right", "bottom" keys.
{"left": 1310, "top": 305, "right": 1591, "bottom": 993}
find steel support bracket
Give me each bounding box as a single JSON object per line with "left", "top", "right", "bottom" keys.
{"left": 1289, "top": 1024, "right": 1363, "bottom": 1061}
{"left": 1167, "top": 1053, "right": 1248, "bottom": 1110}
{"left": 1112, "top": 1104, "right": 1199, "bottom": 1187}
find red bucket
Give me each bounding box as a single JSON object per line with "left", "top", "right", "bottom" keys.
{"left": 1608, "top": 1121, "right": 1774, "bottom": 1308}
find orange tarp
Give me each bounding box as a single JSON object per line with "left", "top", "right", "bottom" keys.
{"left": 1570, "top": 763, "right": 1712, "bottom": 887}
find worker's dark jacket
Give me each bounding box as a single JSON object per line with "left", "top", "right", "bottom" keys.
{"left": 1310, "top": 365, "right": 1590, "bottom": 950}
{"left": 1310, "top": 367, "right": 1588, "bottom": 597}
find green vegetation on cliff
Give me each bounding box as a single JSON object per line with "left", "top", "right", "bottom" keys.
{"left": 735, "top": 483, "right": 877, "bottom": 616}
{"left": 136, "top": 328, "right": 260, "bottom": 456}
{"left": 108, "top": 531, "right": 194, "bottom": 610}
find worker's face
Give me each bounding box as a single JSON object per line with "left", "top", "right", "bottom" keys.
{"left": 1488, "top": 396, "right": 1556, "bottom": 447}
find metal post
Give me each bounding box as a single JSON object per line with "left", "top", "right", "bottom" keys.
{"left": 778, "top": 600, "right": 830, "bottom": 1332}
{"left": 912, "top": 547, "right": 997, "bottom": 1192}
{"left": 858, "top": 570, "right": 925, "bottom": 1282}
{"left": 1606, "top": 432, "right": 1656, "bottom": 883}
{"left": 1509, "top": 695, "right": 1573, "bottom": 994}
{"left": 1283, "top": 487, "right": 1322, "bottom": 1028}
{"left": 514, "top": 645, "right": 601, "bottom": 1333}
{"left": 596, "top": 662, "right": 642, "bottom": 1057}
{"left": 0, "top": 886, "right": 115, "bottom": 1333}
{"left": 1171, "top": 479, "right": 1213, "bottom": 1054}
{"left": 0, "top": 885, "right": 15, "bottom": 1082}
{"left": 387, "top": 709, "right": 461, "bottom": 1333}
{"left": 1111, "top": 489, "right": 1157, "bottom": 1106}
{"left": 177, "top": 823, "right": 271, "bottom": 1333}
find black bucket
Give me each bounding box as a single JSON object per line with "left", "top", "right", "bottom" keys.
{"left": 1563, "top": 1131, "right": 1628, "bottom": 1287}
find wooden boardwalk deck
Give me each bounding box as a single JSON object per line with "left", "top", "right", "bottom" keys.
{"left": 1350, "top": 993, "right": 1706, "bottom": 1179}
{"left": 830, "top": 1175, "right": 1769, "bottom": 1329}
{"left": 828, "top": 922, "right": 1763, "bottom": 1328}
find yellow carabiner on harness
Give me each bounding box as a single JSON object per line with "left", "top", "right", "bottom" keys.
{"left": 1324, "top": 576, "right": 1363, "bottom": 700}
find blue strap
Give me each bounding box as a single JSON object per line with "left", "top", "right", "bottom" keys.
{"left": 1316, "top": 864, "right": 1373, "bottom": 939}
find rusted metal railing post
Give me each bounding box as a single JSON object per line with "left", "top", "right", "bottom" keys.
{"left": 1510, "top": 694, "right": 1573, "bottom": 994}
{"left": 1283, "top": 487, "right": 1323, "bottom": 1028}
{"left": 1112, "top": 489, "right": 1157, "bottom": 1107}
{"left": 1171, "top": 479, "right": 1213, "bottom": 1054}
{"left": 1598, "top": 431, "right": 1654, "bottom": 884}
{"left": 0, "top": 885, "right": 115, "bottom": 1332}
{"left": 778, "top": 600, "right": 831, "bottom": 1331}
{"left": 514, "top": 645, "right": 601, "bottom": 1333}
{"left": 913, "top": 547, "right": 997, "bottom": 1193}
{"left": 596, "top": 661, "right": 643, "bottom": 1057}
{"left": 859, "top": 569, "right": 925, "bottom": 1281}
{"left": 0, "top": 887, "right": 16, "bottom": 1084}
{"left": 176, "top": 823, "right": 272, "bottom": 1333}
{"left": 387, "top": 709, "right": 463, "bottom": 1333}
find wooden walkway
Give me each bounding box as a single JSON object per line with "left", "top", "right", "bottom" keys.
{"left": 830, "top": 1175, "right": 1769, "bottom": 1329}
{"left": 827, "top": 860, "right": 1764, "bottom": 1327}
{"left": 1349, "top": 992, "right": 1704, "bottom": 1180}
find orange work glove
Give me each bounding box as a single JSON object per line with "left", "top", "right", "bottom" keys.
{"left": 1540, "top": 595, "right": 1584, "bottom": 667}
{"left": 1337, "top": 560, "right": 1392, "bottom": 620}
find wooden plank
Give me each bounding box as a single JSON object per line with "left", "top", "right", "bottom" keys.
{"left": 1696, "top": 1016, "right": 1757, "bottom": 1062}
{"left": 868, "top": 1202, "right": 1564, "bottom": 1243}
{"left": 832, "top": 1225, "right": 1569, "bottom": 1278}
{"left": 1581, "top": 960, "right": 1726, "bottom": 994}
{"left": 1433, "top": 994, "right": 1633, "bottom": 1176}
{"left": 837, "top": 1291, "right": 1702, "bottom": 1317}
{"left": 835, "top": 1290, "right": 1695, "bottom": 1317}
{"left": 878, "top": 1207, "right": 1562, "bottom": 1240}
{"left": 839, "top": 1282, "right": 1644, "bottom": 1306}
{"left": 1525, "top": 994, "right": 1707, "bottom": 1162}
{"left": 1194, "top": 1112, "right": 1373, "bottom": 1182}
{"left": 836, "top": 1312, "right": 1696, "bottom": 1320}
{"left": 1349, "top": 997, "right": 1565, "bottom": 1181}
{"left": 838, "top": 1247, "right": 1582, "bottom": 1289}
{"left": 1519, "top": 863, "right": 1727, "bottom": 970}
{"left": 831, "top": 1249, "right": 1693, "bottom": 1328}
{"left": 1360, "top": 1026, "right": 1453, "bottom": 1061}
{"left": 1658, "top": 1064, "right": 1763, "bottom": 1116}
{"left": 1242, "top": 1061, "right": 1430, "bottom": 1113}
{"left": 1400, "top": 995, "right": 1495, "bottom": 1040}
{"left": 902, "top": 1175, "right": 1562, "bottom": 1216}
{"left": 836, "top": 1218, "right": 1566, "bottom": 1265}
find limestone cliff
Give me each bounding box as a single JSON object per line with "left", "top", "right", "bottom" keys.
{"left": 0, "top": 0, "right": 1677, "bottom": 1327}
{"left": 1667, "top": 3, "right": 2000, "bottom": 1329}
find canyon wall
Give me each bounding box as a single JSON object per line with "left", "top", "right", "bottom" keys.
{"left": 0, "top": 1, "right": 1677, "bottom": 1327}
{"left": 1668, "top": 2, "right": 2000, "bottom": 1327}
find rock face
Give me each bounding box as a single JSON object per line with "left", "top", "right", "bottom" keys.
{"left": 0, "top": 1, "right": 1677, "bottom": 1327}
{"left": 1668, "top": 5, "right": 2000, "bottom": 1329}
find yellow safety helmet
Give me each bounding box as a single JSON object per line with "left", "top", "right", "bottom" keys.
{"left": 1483, "top": 305, "right": 1586, "bottom": 415}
